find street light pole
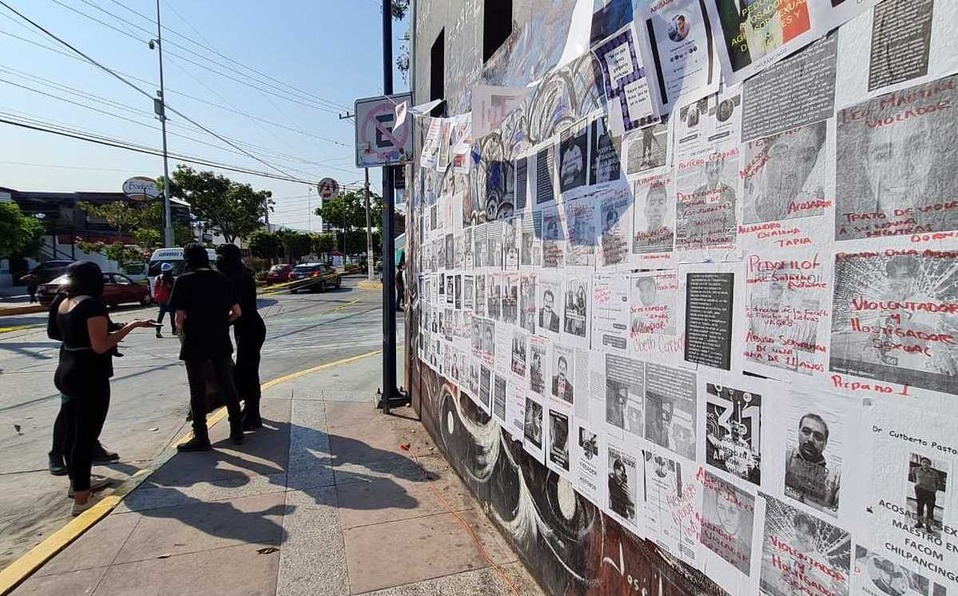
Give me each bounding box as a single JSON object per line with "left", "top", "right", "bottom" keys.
{"left": 153, "top": 0, "right": 174, "bottom": 248}
{"left": 364, "top": 168, "right": 374, "bottom": 281}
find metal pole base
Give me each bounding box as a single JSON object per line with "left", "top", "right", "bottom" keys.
{"left": 376, "top": 387, "right": 411, "bottom": 410}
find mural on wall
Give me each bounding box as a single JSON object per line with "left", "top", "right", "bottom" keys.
{"left": 409, "top": 0, "right": 958, "bottom": 595}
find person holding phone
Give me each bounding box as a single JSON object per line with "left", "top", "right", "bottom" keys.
{"left": 48, "top": 262, "right": 155, "bottom": 515}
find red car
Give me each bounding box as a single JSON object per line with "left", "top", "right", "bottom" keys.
{"left": 266, "top": 264, "right": 292, "bottom": 285}
{"left": 37, "top": 273, "right": 152, "bottom": 307}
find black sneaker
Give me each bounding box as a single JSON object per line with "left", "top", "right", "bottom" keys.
{"left": 242, "top": 415, "right": 263, "bottom": 431}
{"left": 49, "top": 453, "right": 68, "bottom": 476}
{"left": 177, "top": 437, "right": 212, "bottom": 452}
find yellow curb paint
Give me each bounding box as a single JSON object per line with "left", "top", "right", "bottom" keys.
{"left": 0, "top": 347, "right": 384, "bottom": 595}
{"left": 0, "top": 325, "right": 39, "bottom": 334}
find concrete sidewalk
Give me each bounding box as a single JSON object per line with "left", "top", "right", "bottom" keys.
{"left": 11, "top": 354, "right": 542, "bottom": 596}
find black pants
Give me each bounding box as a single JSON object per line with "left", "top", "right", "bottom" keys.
{"left": 63, "top": 381, "right": 110, "bottom": 492}
{"left": 234, "top": 317, "right": 266, "bottom": 415}
{"left": 185, "top": 356, "right": 242, "bottom": 439}
{"left": 156, "top": 303, "right": 176, "bottom": 333}
{"left": 916, "top": 486, "right": 937, "bottom": 524}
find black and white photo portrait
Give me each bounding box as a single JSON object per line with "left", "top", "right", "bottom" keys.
{"left": 524, "top": 398, "right": 543, "bottom": 448}
{"left": 559, "top": 125, "right": 589, "bottom": 193}
{"left": 591, "top": 116, "right": 622, "bottom": 185}
{"left": 548, "top": 409, "right": 570, "bottom": 471}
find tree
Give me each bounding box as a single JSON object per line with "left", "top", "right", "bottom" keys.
{"left": 0, "top": 202, "right": 44, "bottom": 260}
{"left": 276, "top": 229, "right": 314, "bottom": 263}
{"left": 248, "top": 229, "right": 285, "bottom": 260}
{"left": 316, "top": 190, "right": 383, "bottom": 241}
{"left": 166, "top": 165, "right": 270, "bottom": 243}
{"left": 77, "top": 200, "right": 162, "bottom": 243}
{"left": 312, "top": 233, "right": 336, "bottom": 256}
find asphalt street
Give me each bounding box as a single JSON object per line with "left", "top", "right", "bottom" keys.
{"left": 0, "top": 276, "right": 398, "bottom": 569}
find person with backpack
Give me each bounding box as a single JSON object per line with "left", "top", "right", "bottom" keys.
{"left": 153, "top": 263, "right": 175, "bottom": 338}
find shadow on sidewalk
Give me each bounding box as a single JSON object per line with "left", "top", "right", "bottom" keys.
{"left": 125, "top": 416, "right": 425, "bottom": 544}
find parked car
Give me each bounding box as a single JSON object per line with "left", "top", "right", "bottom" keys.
{"left": 266, "top": 264, "right": 293, "bottom": 285}
{"left": 28, "top": 259, "right": 75, "bottom": 284}
{"left": 288, "top": 263, "right": 342, "bottom": 293}
{"left": 37, "top": 272, "right": 151, "bottom": 307}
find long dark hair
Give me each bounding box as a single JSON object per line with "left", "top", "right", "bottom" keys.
{"left": 64, "top": 261, "right": 104, "bottom": 298}
{"left": 215, "top": 243, "right": 246, "bottom": 278}
{"left": 183, "top": 242, "right": 210, "bottom": 271}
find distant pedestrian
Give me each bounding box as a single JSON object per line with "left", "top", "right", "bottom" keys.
{"left": 47, "top": 262, "right": 154, "bottom": 515}
{"left": 20, "top": 273, "right": 38, "bottom": 303}
{"left": 216, "top": 244, "right": 266, "bottom": 430}
{"left": 170, "top": 243, "right": 244, "bottom": 451}
{"left": 153, "top": 263, "right": 176, "bottom": 338}
{"left": 396, "top": 254, "right": 406, "bottom": 311}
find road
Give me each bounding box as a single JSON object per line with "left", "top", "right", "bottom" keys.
{"left": 0, "top": 276, "right": 397, "bottom": 569}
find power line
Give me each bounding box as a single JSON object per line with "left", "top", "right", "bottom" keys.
{"left": 0, "top": 1, "right": 303, "bottom": 182}
{"left": 54, "top": 0, "right": 346, "bottom": 114}
{"left": 0, "top": 27, "right": 346, "bottom": 147}
{"left": 0, "top": 113, "right": 315, "bottom": 184}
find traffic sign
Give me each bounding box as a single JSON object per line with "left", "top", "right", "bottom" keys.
{"left": 317, "top": 177, "right": 339, "bottom": 199}
{"left": 354, "top": 92, "right": 413, "bottom": 168}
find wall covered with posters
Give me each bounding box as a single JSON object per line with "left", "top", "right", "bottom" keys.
{"left": 407, "top": 1, "right": 958, "bottom": 594}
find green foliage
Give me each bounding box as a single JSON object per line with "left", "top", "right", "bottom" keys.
{"left": 77, "top": 200, "right": 162, "bottom": 240}
{"left": 276, "top": 229, "right": 314, "bottom": 263}
{"left": 248, "top": 229, "right": 285, "bottom": 260}
{"left": 315, "top": 190, "right": 382, "bottom": 237}
{"left": 165, "top": 165, "right": 270, "bottom": 243}
{"left": 312, "top": 233, "right": 336, "bottom": 255}
{"left": 0, "top": 202, "right": 45, "bottom": 260}
{"left": 174, "top": 224, "right": 194, "bottom": 246}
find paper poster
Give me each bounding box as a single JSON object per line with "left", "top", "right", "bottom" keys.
{"left": 533, "top": 144, "right": 558, "bottom": 209}
{"left": 591, "top": 116, "right": 625, "bottom": 184}
{"left": 550, "top": 342, "right": 577, "bottom": 407}
{"left": 537, "top": 273, "right": 563, "bottom": 340}
{"left": 471, "top": 85, "right": 531, "bottom": 137}
{"left": 644, "top": 362, "right": 697, "bottom": 461}
{"left": 503, "top": 216, "right": 520, "bottom": 270}
{"left": 835, "top": 74, "right": 958, "bottom": 241}
{"left": 493, "top": 372, "right": 508, "bottom": 423}
{"left": 542, "top": 206, "right": 566, "bottom": 268}
{"left": 705, "top": 0, "right": 873, "bottom": 87}
{"left": 529, "top": 334, "right": 551, "bottom": 397}
{"left": 608, "top": 440, "right": 643, "bottom": 535}
{"left": 680, "top": 264, "right": 740, "bottom": 372}
{"left": 598, "top": 183, "right": 632, "bottom": 268}
{"left": 558, "top": 121, "right": 591, "bottom": 194}
{"left": 701, "top": 375, "right": 765, "bottom": 488}
{"left": 591, "top": 272, "right": 631, "bottom": 354}
{"left": 502, "top": 272, "right": 520, "bottom": 326}
{"left": 486, "top": 273, "right": 502, "bottom": 321}
{"left": 633, "top": 0, "right": 721, "bottom": 112}
{"left": 744, "top": 249, "right": 831, "bottom": 381}
{"left": 511, "top": 328, "right": 530, "bottom": 383}
{"left": 829, "top": 247, "right": 958, "bottom": 398}
{"left": 505, "top": 383, "right": 527, "bottom": 441}
{"left": 631, "top": 172, "right": 675, "bottom": 268}
{"left": 624, "top": 122, "right": 668, "bottom": 176}
{"left": 594, "top": 25, "right": 658, "bottom": 131}
{"left": 859, "top": 400, "right": 958, "bottom": 595}
{"left": 479, "top": 363, "right": 493, "bottom": 414}
{"left": 520, "top": 210, "right": 543, "bottom": 268}
{"left": 546, "top": 406, "right": 572, "bottom": 477}
{"left": 604, "top": 353, "right": 645, "bottom": 439}
{"left": 868, "top": 0, "right": 934, "bottom": 92}
{"left": 572, "top": 419, "right": 605, "bottom": 506}
{"left": 631, "top": 269, "right": 680, "bottom": 353}
{"left": 673, "top": 86, "right": 742, "bottom": 162}
{"left": 564, "top": 195, "right": 598, "bottom": 269}
{"left": 421, "top": 117, "right": 443, "bottom": 170}
{"left": 700, "top": 470, "right": 757, "bottom": 578}
{"left": 562, "top": 276, "right": 592, "bottom": 348}
{"left": 519, "top": 271, "right": 537, "bottom": 335}
{"left": 642, "top": 448, "right": 699, "bottom": 564}
{"left": 523, "top": 391, "right": 546, "bottom": 463}
{"left": 675, "top": 148, "right": 740, "bottom": 261}
{"left": 759, "top": 494, "right": 852, "bottom": 596}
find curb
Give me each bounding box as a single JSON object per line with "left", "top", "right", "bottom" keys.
{"left": 0, "top": 348, "right": 384, "bottom": 595}
{"left": 357, "top": 280, "right": 383, "bottom": 290}
{"left": 0, "top": 305, "right": 46, "bottom": 317}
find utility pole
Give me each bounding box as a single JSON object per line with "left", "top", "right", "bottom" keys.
{"left": 152, "top": 0, "right": 174, "bottom": 248}
{"left": 364, "top": 169, "right": 374, "bottom": 281}
{"left": 379, "top": 0, "right": 407, "bottom": 413}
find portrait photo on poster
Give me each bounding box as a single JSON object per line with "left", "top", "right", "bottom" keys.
{"left": 741, "top": 120, "right": 828, "bottom": 225}
{"left": 829, "top": 249, "right": 958, "bottom": 397}
{"left": 760, "top": 494, "right": 851, "bottom": 596}
{"left": 700, "top": 471, "right": 755, "bottom": 575}
{"left": 548, "top": 408, "right": 570, "bottom": 472}
{"left": 782, "top": 392, "right": 846, "bottom": 517}
{"left": 551, "top": 343, "right": 575, "bottom": 405}
{"left": 529, "top": 336, "right": 548, "bottom": 396}
{"left": 608, "top": 443, "right": 640, "bottom": 528}
{"left": 835, "top": 74, "right": 958, "bottom": 241}
{"left": 644, "top": 362, "right": 697, "bottom": 461}
{"left": 605, "top": 353, "right": 644, "bottom": 438}
{"left": 524, "top": 396, "right": 544, "bottom": 449}
{"left": 591, "top": 117, "right": 623, "bottom": 185}
{"left": 558, "top": 124, "right": 589, "bottom": 193}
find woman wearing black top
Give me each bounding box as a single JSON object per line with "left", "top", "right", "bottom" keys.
{"left": 216, "top": 244, "right": 267, "bottom": 429}
{"left": 48, "top": 262, "right": 153, "bottom": 515}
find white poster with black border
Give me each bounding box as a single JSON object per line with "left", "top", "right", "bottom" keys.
{"left": 607, "top": 438, "right": 645, "bottom": 539}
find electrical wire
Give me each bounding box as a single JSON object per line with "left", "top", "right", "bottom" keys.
{"left": 0, "top": 0, "right": 304, "bottom": 182}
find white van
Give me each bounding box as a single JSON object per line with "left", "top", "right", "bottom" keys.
{"left": 148, "top": 247, "right": 218, "bottom": 277}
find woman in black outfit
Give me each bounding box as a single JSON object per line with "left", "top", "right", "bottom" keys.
{"left": 48, "top": 262, "right": 153, "bottom": 515}
{"left": 216, "top": 244, "right": 266, "bottom": 429}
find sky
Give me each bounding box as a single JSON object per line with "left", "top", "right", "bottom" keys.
{"left": 0, "top": 0, "right": 409, "bottom": 232}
